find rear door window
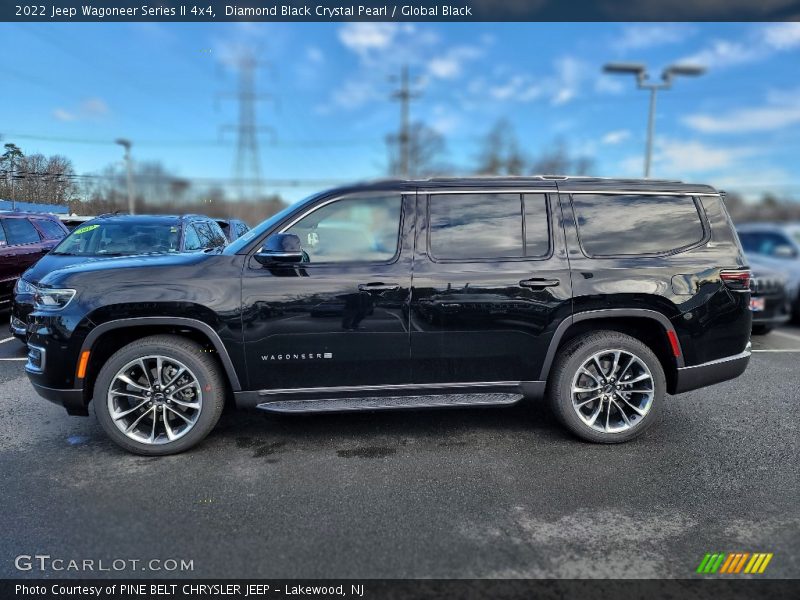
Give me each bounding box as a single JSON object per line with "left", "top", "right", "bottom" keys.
{"left": 1, "top": 218, "right": 42, "bottom": 246}
{"left": 572, "top": 194, "right": 705, "bottom": 257}
{"left": 34, "top": 219, "right": 67, "bottom": 240}
{"left": 428, "top": 193, "right": 550, "bottom": 260}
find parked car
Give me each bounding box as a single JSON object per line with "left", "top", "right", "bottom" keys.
{"left": 24, "top": 177, "right": 752, "bottom": 455}
{"left": 737, "top": 223, "right": 800, "bottom": 321}
{"left": 216, "top": 218, "right": 250, "bottom": 242}
{"left": 747, "top": 255, "right": 791, "bottom": 335}
{"left": 0, "top": 211, "right": 69, "bottom": 311}
{"left": 10, "top": 213, "right": 227, "bottom": 341}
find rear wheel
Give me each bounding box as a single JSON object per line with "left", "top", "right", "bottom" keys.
{"left": 751, "top": 324, "right": 774, "bottom": 335}
{"left": 548, "top": 331, "right": 665, "bottom": 443}
{"left": 94, "top": 335, "right": 225, "bottom": 455}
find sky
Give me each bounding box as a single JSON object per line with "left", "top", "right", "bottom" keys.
{"left": 1, "top": 21, "right": 799, "bottom": 204}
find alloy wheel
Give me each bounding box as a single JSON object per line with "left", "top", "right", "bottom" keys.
{"left": 107, "top": 355, "right": 203, "bottom": 445}
{"left": 570, "top": 349, "right": 654, "bottom": 433}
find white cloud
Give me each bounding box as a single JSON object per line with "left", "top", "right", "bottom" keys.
{"left": 683, "top": 86, "right": 800, "bottom": 133}
{"left": 681, "top": 39, "right": 761, "bottom": 69}
{"left": 482, "top": 56, "right": 586, "bottom": 106}
{"left": 621, "top": 138, "right": 752, "bottom": 176}
{"left": 614, "top": 24, "right": 694, "bottom": 51}
{"left": 52, "top": 97, "right": 109, "bottom": 122}
{"left": 428, "top": 46, "right": 482, "bottom": 80}
{"left": 681, "top": 22, "right": 800, "bottom": 70}
{"left": 53, "top": 108, "right": 76, "bottom": 122}
{"left": 762, "top": 22, "right": 800, "bottom": 50}
{"left": 331, "top": 80, "right": 382, "bottom": 110}
{"left": 306, "top": 46, "right": 324, "bottom": 64}
{"left": 338, "top": 23, "right": 400, "bottom": 58}
{"left": 602, "top": 130, "right": 631, "bottom": 145}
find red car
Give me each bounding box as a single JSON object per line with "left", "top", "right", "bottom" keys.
{"left": 0, "top": 211, "right": 69, "bottom": 309}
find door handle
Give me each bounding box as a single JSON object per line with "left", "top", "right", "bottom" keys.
{"left": 358, "top": 282, "right": 400, "bottom": 292}
{"left": 519, "top": 278, "right": 560, "bottom": 289}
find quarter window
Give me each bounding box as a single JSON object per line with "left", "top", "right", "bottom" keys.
{"left": 1, "top": 218, "right": 41, "bottom": 246}
{"left": 573, "top": 194, "right": 705, "bottom": 257}
{"left": 428, "top": 193, "right": 549, "bottom": 260}
{"left": 284, "top": 194, "right": 402, "bottom": 263}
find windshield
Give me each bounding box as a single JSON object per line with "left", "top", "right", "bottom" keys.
{"left": 51, "top": 219, "right": 182, "bottom": 256}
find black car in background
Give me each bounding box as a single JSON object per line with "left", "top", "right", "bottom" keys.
{"left": 748, "top": 256, "right": 791, "bottom": 335}
{"left": 0, "top": 211, "right": 69, "bottom": 309}
{"left": 216, "top": 218, "right": 250, "bottom": 242}
{"left": 10, "top": 214, "right": 227, "bottom": 341}
{"left": 23, "top": 177, "right": 752, "bottom": 455}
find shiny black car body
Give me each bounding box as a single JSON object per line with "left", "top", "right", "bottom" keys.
{"left": 24, "top": 177, "right": 752, "bottom": 454}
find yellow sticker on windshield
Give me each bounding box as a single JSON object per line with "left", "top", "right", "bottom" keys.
{"left": 73, "top": 224, "right": 99, "bottom": 235}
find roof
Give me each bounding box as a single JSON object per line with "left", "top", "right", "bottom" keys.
{"left": 314, "top": 176, "right": 720, "bottom": 197}
{"left": 0, "top": 209, "right": 64, "bottom": 219}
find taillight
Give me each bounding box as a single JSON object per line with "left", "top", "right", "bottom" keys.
{"left": 720, "top": 270, "right": 751, "bottom": 291}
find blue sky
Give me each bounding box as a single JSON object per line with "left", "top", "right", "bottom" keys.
{"left": 1, "top": 21, "right": 799, "bottom": 203}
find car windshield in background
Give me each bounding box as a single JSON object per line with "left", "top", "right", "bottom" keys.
{"left": 51, "top": 220, "right": 181, "bottom": 256}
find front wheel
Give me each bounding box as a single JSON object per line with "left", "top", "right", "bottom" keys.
{"left": 94, "top": 335, "right": 226, "bottom": 455}
{"left": 547, "top": 331, "right": 666, "bottom": 443}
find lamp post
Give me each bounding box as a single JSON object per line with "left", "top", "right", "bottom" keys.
{"left": 115, "top": 138, "right": 135, "bottom": 214}
{"left": 602, "top": 63, "right": 705, "bottom": 178}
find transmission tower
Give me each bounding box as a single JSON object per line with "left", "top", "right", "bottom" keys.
{"left": 220, "top": 50, "right": 274, "bottom": 201}
{"left": 389, "top": 64, "right": 421, "bottom": 179}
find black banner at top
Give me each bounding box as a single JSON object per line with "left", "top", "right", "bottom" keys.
{"left": 4, "top": 0, "right": 800, "bottom": 22}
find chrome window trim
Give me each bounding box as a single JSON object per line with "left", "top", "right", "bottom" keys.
{"left": 422, "top": 189, "right": 719, "bottom": 197}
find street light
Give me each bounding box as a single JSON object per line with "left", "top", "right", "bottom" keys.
{"left": 115, "top": 138, "right": 135, "bottom": 215}
{"left": 603, "top": 62, "right": 706, "bottom": 178}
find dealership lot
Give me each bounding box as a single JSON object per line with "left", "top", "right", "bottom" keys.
{"left": 1, "top": 327, "right": 798, "bottom": 579}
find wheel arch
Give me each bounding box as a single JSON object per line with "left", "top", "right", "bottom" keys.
{"left": 540, "top": 309, "right": 684, "bottom": 394}
{"left": 78, "top": 317, "right": 242, "bottom": 407}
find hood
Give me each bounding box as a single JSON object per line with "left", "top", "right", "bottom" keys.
{"left": 36, "top": 251, "right": 218, "bottom": 288}
{"left": 22, "top": 253, "right": 126, "bottom": 286}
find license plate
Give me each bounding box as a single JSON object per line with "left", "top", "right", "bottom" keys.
{"left": 750, "top": 298, "right": 765, "bottom": 312}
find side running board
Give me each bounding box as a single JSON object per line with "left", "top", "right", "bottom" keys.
{"left": 256, "top": 393, "right": 523, "bottom": 414}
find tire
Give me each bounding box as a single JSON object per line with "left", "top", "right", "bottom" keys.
{"left": 547, "top": 330, "right": 666, "bottom": 443}
{"left": 94, "top": 335, "right": 226, "bottom": 456}
{"left": 751, "top": 324, "right": 773, "bottom": 335}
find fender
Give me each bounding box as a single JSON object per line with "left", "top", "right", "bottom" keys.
{"left": 80, "top": 317, "right": 242, "bottom": 391}
{"left": 539, "top": 308, "right": 684, "bottom": 380}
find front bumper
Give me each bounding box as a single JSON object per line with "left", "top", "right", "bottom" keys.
{"left": 673, "top": 343, "right": 751, "bottom": 394}
{"left": 29, "top": 380, "right": 87, "bottom": 415}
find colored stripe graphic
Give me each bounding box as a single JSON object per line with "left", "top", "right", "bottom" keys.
{"left": 698, "top": 553, "right": 773, "bottom": 574}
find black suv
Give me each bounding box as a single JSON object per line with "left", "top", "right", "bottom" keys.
{"left": 11, "top": 214, "right": 228, "bottom": 341}
{"left": 24, "top": 178, "right": 752, "bottom": 455}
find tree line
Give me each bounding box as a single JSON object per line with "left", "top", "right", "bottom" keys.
{"left": 3, "top": 117, "right": 800, "bottom": 225}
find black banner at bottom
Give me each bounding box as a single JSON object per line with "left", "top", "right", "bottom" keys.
{"left": 3, "top": 580, "right": 800, "bottom": 600}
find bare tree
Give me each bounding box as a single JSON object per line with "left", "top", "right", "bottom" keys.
{"left": 387, "top": 121, "right": 448, "bottom": 178}
{"left": 531, "top": 139, "right": 594, "bottom": 176}
{"left": 476, "top": 119, "right": 527, "bottom": 176}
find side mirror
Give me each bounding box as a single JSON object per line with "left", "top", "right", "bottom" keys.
{"left": 254, "top": 233, "right": 304, "bottom": 266}
{"left": 772, "top": 244, "right": 797, "bottom": 259}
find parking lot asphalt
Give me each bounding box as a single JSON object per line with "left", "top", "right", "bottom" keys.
{"left": 1, "top": 325, "right": 798, "bottom": 579}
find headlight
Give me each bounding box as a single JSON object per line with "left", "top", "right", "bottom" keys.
{"left": 14, "top": 279, "right": 36, "bottom": 295}
{"left": 33, "top": 287, "right": 76, "bottom": 311}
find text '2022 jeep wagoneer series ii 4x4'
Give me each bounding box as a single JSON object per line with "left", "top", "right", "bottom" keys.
{"left": 24, "top": 177, "right": 752, "bottom": 455}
